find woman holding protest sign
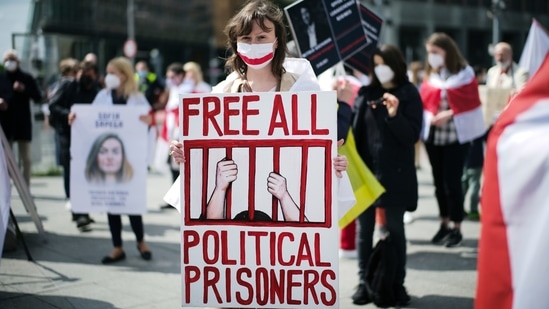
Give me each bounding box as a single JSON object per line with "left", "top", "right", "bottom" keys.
{"left": 166, "top": 0, "right": 352, "bottom": 210}
{"left": 337, "top": 44, "right": 423, "bottom": 306}
{"left": 71, "top": 56, "right": 153, "bottom": 264}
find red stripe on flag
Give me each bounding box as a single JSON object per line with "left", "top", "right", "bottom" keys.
{"left": 476, "top": 52, "right": 549, "bottom": 309}
{"left": 420, "top": 78, "right": 482, "bottom": 114}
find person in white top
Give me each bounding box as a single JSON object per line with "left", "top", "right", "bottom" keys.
{"left": 486, "top": 42, "right": 529, "bottom": 91}
{"left": 165, "top": 0, "right": 350, "bottom": 210}
{"left": 70, "top": 57, "right": 153, "bottom": 264}
{"left": 485, "top": 42, "right": 529, "bottom": 125}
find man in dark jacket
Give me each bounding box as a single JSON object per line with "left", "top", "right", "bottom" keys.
{"left": 1, "top": 49, "right": 42, "bottom": 186}
{"left": 49, "top": 60, "right": 100, "bottom": 231}
{"left": 0, "top": 70, "right": 14, "bottom": 128}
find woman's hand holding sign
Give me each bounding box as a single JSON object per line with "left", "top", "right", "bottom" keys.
{"left": 169, "top": 140, "right": 185, "bottom": 163}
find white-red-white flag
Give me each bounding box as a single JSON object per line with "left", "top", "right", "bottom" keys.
{"left": 518, "top": 19, "right": 549, "bottom": 78}
{"left": 476, "top": 53, "right": 549, "bottom": 309}
{"left": 420, "top": 66, "right": 486, "bottom": 143}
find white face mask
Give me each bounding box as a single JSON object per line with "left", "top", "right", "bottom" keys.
{"left": 104, "top": 73, "right": 121, "bottom": 89}
{"left": 374, "top": 64, "right": 395, "bottom": 84}
{"left": 4, "top": 60, "right": 17, "bottom": 72}
{"left": 237, "top": 40, "right": 276, "bottom": 70}
{"left": 428, "top": 53, "right": 444, "bottom": 69}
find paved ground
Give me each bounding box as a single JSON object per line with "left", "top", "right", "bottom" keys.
{"left": 1, "top": 153, "right": 479, "bottom": 309}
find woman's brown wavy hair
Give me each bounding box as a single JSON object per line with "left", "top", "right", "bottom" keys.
{"left": 224, "top": 0, "right": 288, "bottom": 81}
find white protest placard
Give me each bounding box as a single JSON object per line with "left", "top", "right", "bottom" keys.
{"left": 179, "top": 91, "right": 339, "bottom": 308}
{"left": 478, "top": 85, "right": 512, "bottom": 126}
{"left": 70, "top": 105, "right": 149, "bottom": 214}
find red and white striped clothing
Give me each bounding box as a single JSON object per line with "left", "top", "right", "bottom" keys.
{"left": 420, "top": 66, "right": 486, "bottom": 144}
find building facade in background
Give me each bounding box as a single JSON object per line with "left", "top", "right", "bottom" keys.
{"left": 5, "top": 0, "right": 549, "bottom": 172}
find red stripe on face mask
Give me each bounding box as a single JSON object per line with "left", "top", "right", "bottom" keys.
{"left": 238, "top": 52, "right": 274, "bottom": 65}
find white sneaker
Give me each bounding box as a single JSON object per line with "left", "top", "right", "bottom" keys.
{"left": 339, "top": 249, "right": 358, "bottom": 259}
{"left": 403, "top": 211, "right": 414, "bottom": 224}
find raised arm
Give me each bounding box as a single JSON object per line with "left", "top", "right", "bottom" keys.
{"left": 268, "top": 172, "right": 308, "bottom": 222}
{"left": 205, "top": 159, "right": 238, "bottom": 219}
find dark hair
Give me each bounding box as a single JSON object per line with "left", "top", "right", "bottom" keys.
{"left": 370, "top": 44, "right": 409, "bottom": 87}
{"left": 424, "top": 32, "right": 467, "bottom": 77}
{"left": 79, "top": 60, "right": 98, "bottom": 74}
{"left": 233, "top": 210, "right": 273, "bottom": 221}
{"left": 167, "top": 62, "right": 184, "bottom": 75}
{"left": 224, "top": 0, "right": 287, "bottom": 81}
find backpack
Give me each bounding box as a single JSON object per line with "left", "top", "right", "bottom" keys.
{"left": 364, "top": 234, "right": 397, "bottom": 307}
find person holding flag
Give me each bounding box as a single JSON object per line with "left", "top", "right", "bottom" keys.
{"left": 419, "top": 32, "right": 486, "bottom": 248}
{"left": 476, "top": 52, "right": 549, "bottom": 309}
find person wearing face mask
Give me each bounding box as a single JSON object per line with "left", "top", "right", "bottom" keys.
{"left": 419, "top": 32, "right": 486, "bottom": 248}
{"left": 166, "top": 0, "right": 349, "bottom": 211}
{"left": 69, "top": 56, "right": 153, "bottom": 264}
{"left": 153, "top": 62, "right": 194, "bottom": 210}
{"left": 336, "top": 44, "right": 423, "bottom": 306}
{"left": 182, "top": 61, "right": 212, "bottom": 94}
{"left": 0, "top": 49, "right": 42, "bottom": 187}
{"left": 159, "top": 62, "right": 210, "bottom": 210}
{"left": 134, "top": 61, "right": 164, "bottom": 111}
{"left": 49, "top": 60, "right": 101, "bottom": 232}
{"left": 485, "top": 42, "right": 529, "bottom": 126}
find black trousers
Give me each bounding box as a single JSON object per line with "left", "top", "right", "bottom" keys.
{"left": 59, "top": 133, "right": 88, "bottom": 219}
{"left": 58, "top": 133, "right": 70, "bottom": 199}
{"left": 424, "top": 142, "right": 469, "bottom": 222}
{"left": 107, "top": 214, "right": 145, "bottom": 247}
{"left": 357, "top": 204, "right": 407, "bottom": 288}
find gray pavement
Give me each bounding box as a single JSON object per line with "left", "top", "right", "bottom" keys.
{"left": 1, "top": 153, "right": 478, "bottom": 309}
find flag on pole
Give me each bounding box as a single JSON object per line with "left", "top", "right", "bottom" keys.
{"left": 518, "top": 19, "right": 549, "bottom": 78}
{"left": 475, "top": 52, "right": 549, "bottom": 309}
{"left": 337, "top": 130, "right": 385, "bottom": 228}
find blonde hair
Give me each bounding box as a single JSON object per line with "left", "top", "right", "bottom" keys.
{"left": 59, "top": 58, "right": 79, "bottom": 77}
{"left": 183, "top": 61, "right": 204, "bottom": 83}
{"left": 107, "top": 57, "right": 139, "bottom": 98}
{"left": 2, "top": 49, "right": 18, "bottom": 61}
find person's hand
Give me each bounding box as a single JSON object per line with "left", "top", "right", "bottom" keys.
{"left": 336, "top": 79, "right": 354, "bottom": 106}
{"left": 215, "top": 159, "right": 238, "bottom": 191}
{"left": 383, "top": 93, "right": 399, "bottom": 118}
{"left": 68, "top": 112, "right": 76, "bottom": 125}
{"left": 139, "top": 114, "right": 153, "bottom": 125}
{"left": 267, "top": 172, "right": 290, "bottom": 200}
{"left": 13, "top": 81, "right": 25, "bottom": 92}
{"left": 334, "top": 139, "right": 348, "bottom": 178}
{"left": 169, "top": 140, "right": 185, "bottom": 164}
{"left": 0, "top": 98, "right": 7, "bottom": 111}
{"left": 431, "top": 109, "right": 453, "bottom": 127}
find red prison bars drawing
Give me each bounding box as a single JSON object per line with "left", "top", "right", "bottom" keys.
{"left": 183, "top": 139, "right": 333, "bottom": 227}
